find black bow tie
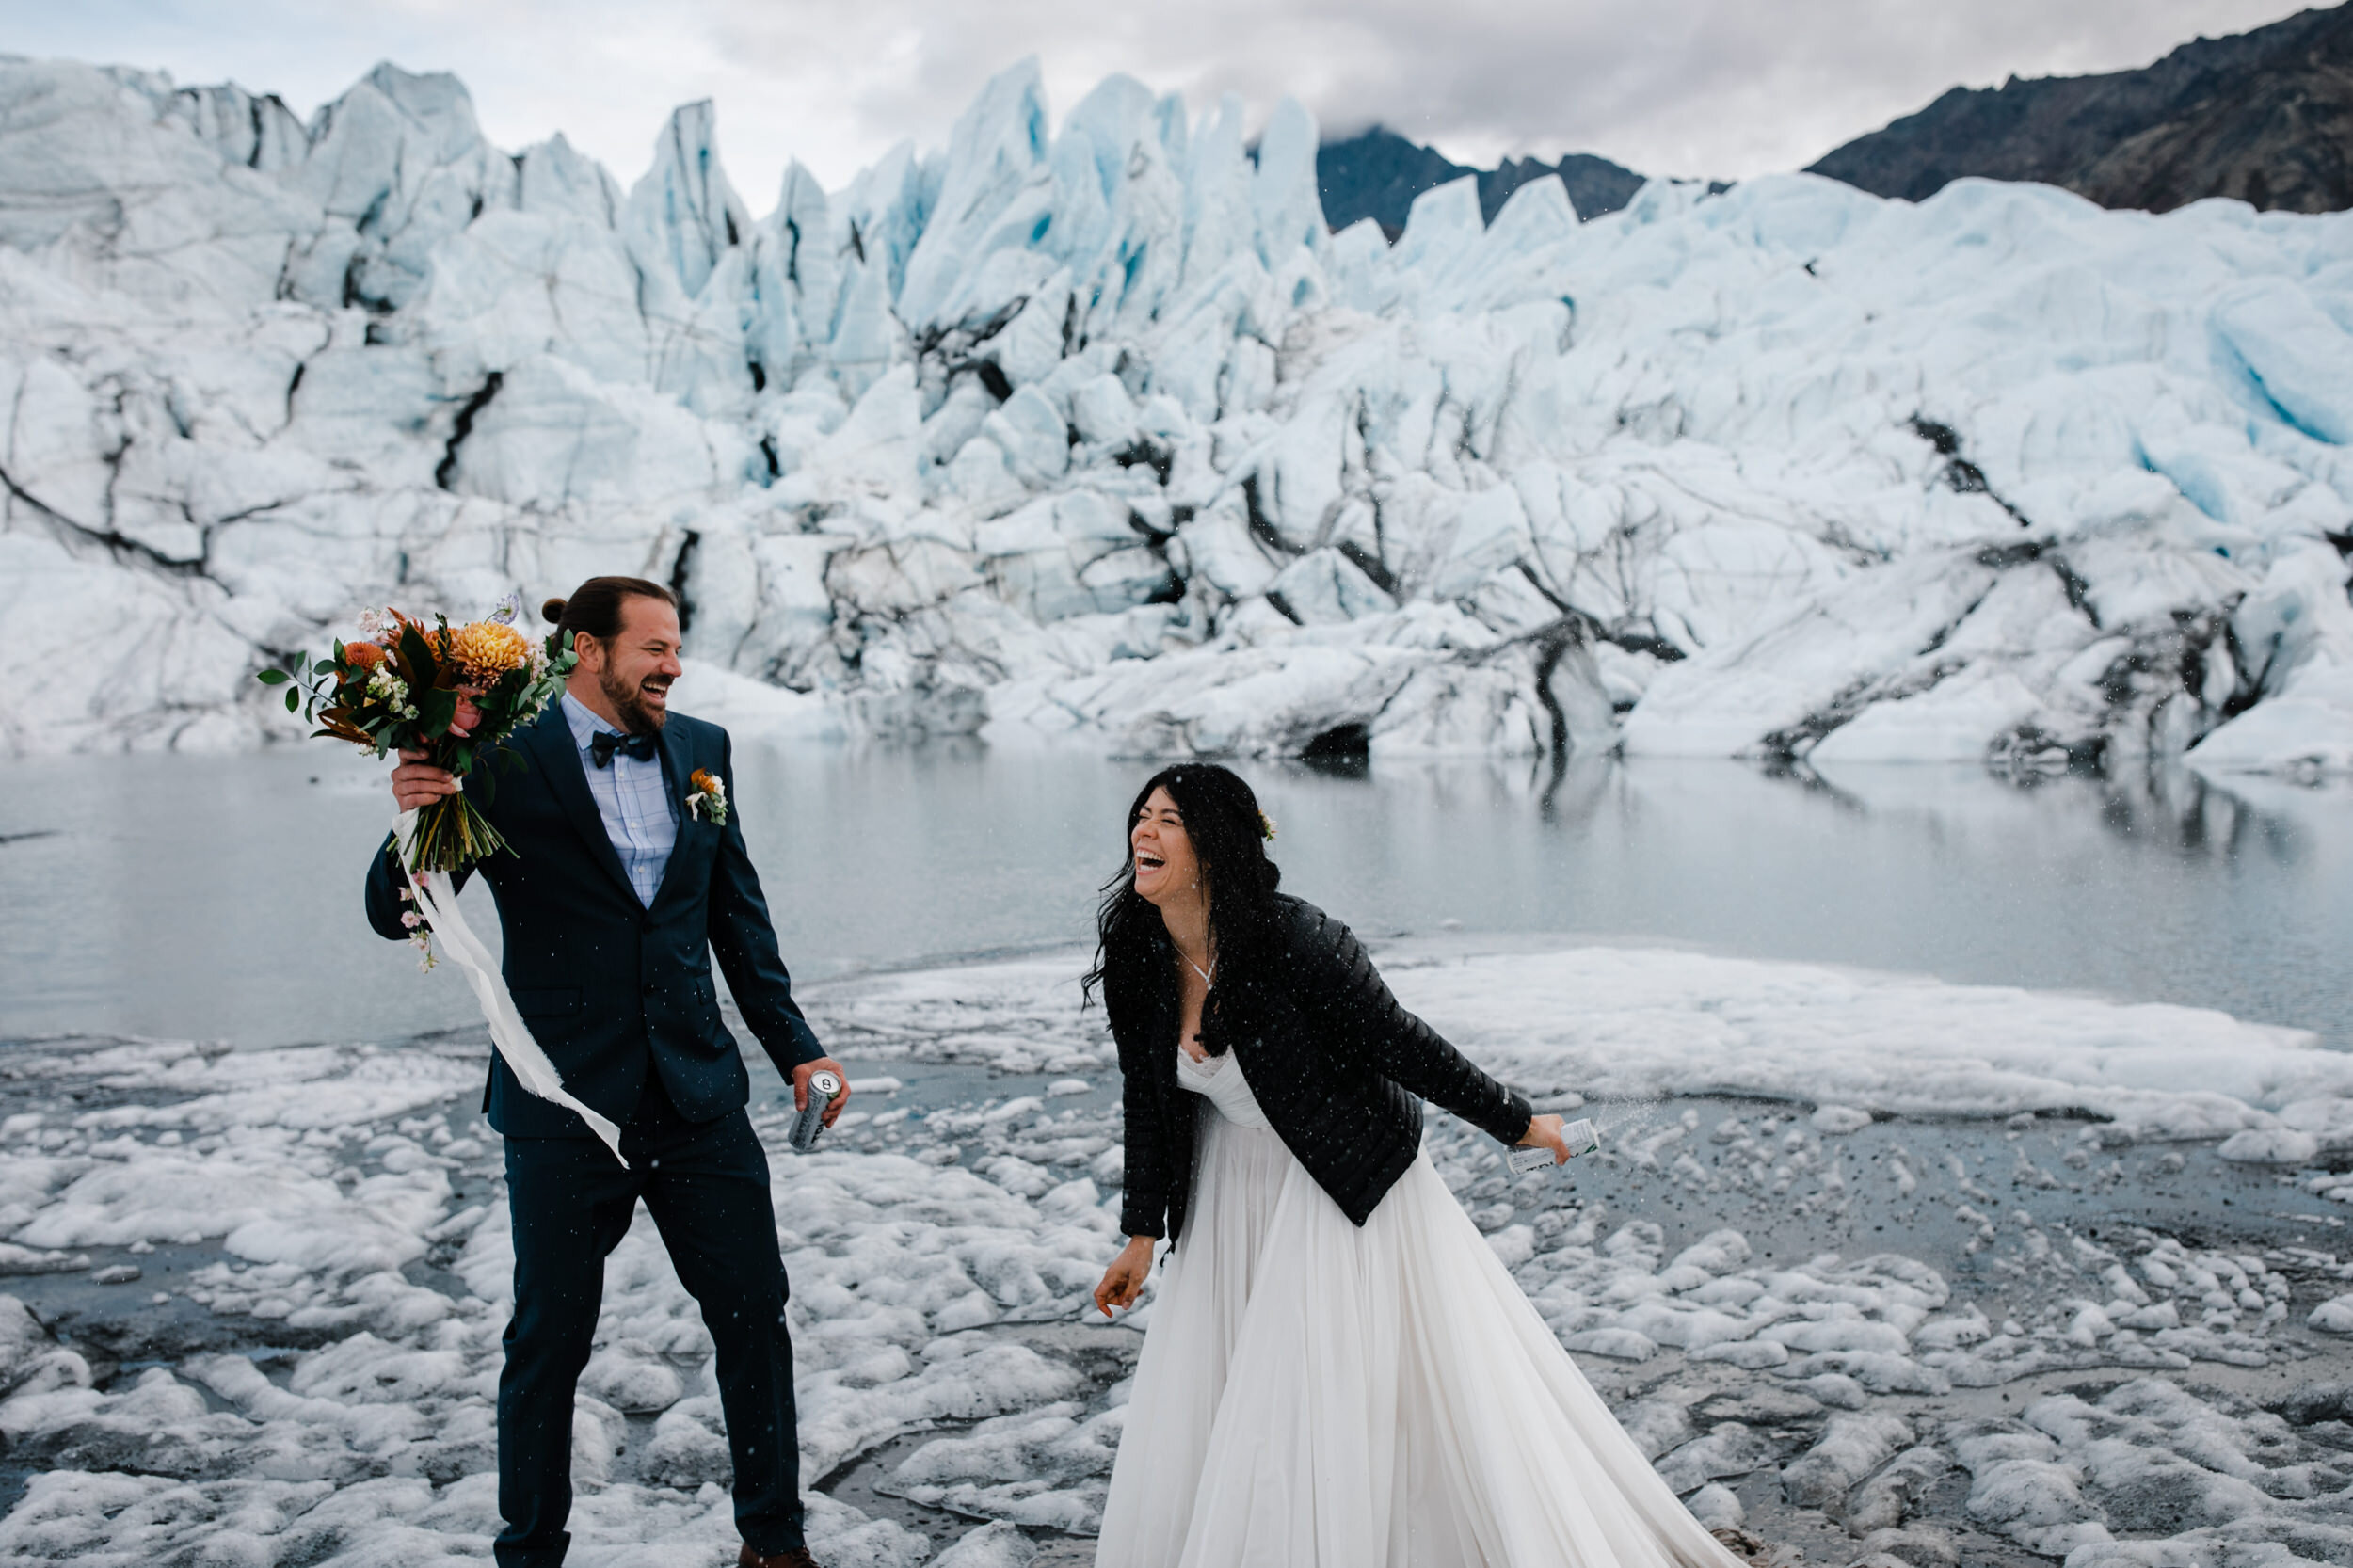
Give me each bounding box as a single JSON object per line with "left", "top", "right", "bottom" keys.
{"left": 589, "top": 730, "right": 658, "bottom": 768}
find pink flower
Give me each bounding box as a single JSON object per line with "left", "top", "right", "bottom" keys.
{"left": 401, "top": 912, "right": 422, "bottom": 929}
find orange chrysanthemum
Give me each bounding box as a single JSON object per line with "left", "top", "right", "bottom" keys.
{"left": 344, "top": 641, "right": 387, "bottom": 673}
{"left": 447, "top": 620, "right": 532, "bottom": 685}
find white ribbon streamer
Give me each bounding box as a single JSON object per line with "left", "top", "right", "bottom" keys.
{"left": 394, "top": 808, "right": 628, "bottom": 1167}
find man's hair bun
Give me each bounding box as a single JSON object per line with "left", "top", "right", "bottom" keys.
{"left": 544, "top": 577, "right": 675, "bottom": 643}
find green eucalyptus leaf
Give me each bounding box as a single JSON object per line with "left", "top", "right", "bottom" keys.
{"left": 285, "top": 688, "right": 299, "bottom": 712}
{"left": 256, "top": 668, "right": 289, "bottom": 685}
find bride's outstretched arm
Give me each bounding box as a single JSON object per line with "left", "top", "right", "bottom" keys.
{"left": 1289, "top": 905, "right": 1535, "bottom": 1147}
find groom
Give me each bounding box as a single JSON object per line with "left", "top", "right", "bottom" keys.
{"left": 364, "top": 575, "right": 848, "bottom": 1568}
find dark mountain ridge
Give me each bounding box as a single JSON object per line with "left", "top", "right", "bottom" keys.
{"left": 1321, "top": 5, "right": 2351, "bottom": 240}
{"left": 1314, "top": 127, "right": 1649, "bottom": 238}
{"left": 1807, "top": 2, "right": 2353, "bottom": 213}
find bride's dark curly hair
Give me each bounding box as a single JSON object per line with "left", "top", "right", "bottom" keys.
{"left": 1082, "top": 763, "right": 1281, "bottom": 1057}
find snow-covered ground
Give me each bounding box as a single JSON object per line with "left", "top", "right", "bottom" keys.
{"left": 4, "top": 56, "right": 2351, "bottom": 771}
{"left": 8, "top": 942, "right": 2353, "bottom": 1565}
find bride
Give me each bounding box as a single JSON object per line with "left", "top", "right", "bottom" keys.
{"left": 1087, "top": 764, "right": 1747, "bottom": 1568}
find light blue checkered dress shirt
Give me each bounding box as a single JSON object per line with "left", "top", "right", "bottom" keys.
{"left": 562, "top": 691, "right": 678, "bottom": 907}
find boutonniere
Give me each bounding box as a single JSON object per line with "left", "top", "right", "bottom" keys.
{"left": 685, "top": 767, "right": 729, "bottom": 825}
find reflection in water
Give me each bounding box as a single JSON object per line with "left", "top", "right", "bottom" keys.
{"left": 0, "top": 744, "right": 2347, "bottom": 1053}
{"left": 2085, "top": 765, "right": 2309, "bottom": 868}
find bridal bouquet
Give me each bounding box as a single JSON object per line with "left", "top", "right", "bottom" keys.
{"left": 259, "top": 593, "right": 576, "bottom": 873}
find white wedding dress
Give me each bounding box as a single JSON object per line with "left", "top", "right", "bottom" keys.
{"left": 1094, "top": 1043, "right": 1746, "bottom": 1568}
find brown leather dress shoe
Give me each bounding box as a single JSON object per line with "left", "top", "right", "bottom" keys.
{"left": 738, "top": 1544, "right": 820, "bottom": 1568}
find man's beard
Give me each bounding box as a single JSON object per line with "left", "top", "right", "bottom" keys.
{"left": 600, "top": 665, "right": 668, "bottom": 733}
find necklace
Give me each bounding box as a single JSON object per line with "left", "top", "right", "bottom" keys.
{"left": 1180, "top": 950, "right": 1215, "bottom": 986}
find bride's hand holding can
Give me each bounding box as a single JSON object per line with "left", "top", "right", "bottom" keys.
{"left": 1516, "top": 1112, "right": 1573, "bottom": 1166}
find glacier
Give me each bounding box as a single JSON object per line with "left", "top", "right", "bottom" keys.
{"left": 2, "top": 55, "right": 2350, "bottom": 771}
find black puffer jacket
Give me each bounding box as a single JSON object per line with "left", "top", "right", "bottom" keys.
{"left": 1112, "top": 895, "right": 1533, "bottom": 1241}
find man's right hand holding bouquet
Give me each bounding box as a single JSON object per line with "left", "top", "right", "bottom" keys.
{"left": 390, "top": 744, "right": 465, "bottom": 810}
{"left": 263, "top": 595, "right": 575, "bottom": 881}
{"left": 390, "top": 686, "right": 483, "bottom": 811}
{"left": 262, "top": 595, "right": 576, "bottom": 973}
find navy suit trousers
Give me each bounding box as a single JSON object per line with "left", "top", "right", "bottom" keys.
{"left": 495, "top": 1084, "right": 802, "bottom": 1566}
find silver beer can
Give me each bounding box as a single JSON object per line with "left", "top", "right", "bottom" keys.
{"left": 1506, "top": 1116, "right": 1602, "bottom": 1174}
{"left": 789, "top": 1070, "right": 843, "bottom": 1152}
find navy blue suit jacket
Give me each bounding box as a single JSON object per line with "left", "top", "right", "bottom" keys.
{"left": 364, "top": 701, "right": 824, "bottom": 1138}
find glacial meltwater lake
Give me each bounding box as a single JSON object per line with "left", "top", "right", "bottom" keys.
{"left": 2, "top": 742, "right": 2349, "bottom": 1053}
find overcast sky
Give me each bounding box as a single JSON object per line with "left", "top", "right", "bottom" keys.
{"left": 9, "top": 0, "right": 2320, "bottom": 207}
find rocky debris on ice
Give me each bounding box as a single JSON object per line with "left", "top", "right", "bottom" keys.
{"left": 2, "top": 54, "right": 2351, "bottom": 767}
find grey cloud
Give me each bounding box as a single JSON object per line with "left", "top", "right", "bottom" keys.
{"left": 1229, "top": 0, "right": 2317, "bottom": 176}
{"left": 643, "top": 0, "right": 2326, "bottom": 186}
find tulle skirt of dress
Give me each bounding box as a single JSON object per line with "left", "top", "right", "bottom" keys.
{"left": 1094, "top": 1108, "right": 1742, "bottom": 1568}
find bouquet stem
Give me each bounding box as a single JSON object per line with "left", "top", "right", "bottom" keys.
{"left": 405, "top": 792, "right": 515, "bottom": 874}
